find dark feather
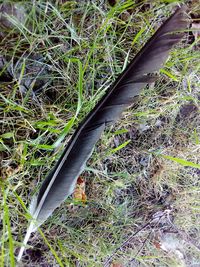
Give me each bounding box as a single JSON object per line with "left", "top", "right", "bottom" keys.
{"left": 18, "top": 6, "right": 188, "bottom": 261}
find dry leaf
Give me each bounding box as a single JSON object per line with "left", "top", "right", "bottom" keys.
{"left": 111, "top": 263, "right": 123, "bottom": 267}
{"left": 153, "top": 240, "right": 161, "bottom": 249}
{"left": 73, "top": 176, "right": 87, "bottom": 204}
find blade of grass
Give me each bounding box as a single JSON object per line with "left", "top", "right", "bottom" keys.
{"left": 2, "top": 186, "right": 15, "bottom": 267}
{"left": 38, "top": 228, "right": 64, "bottom": 267}
{"left": 0, "top": 92, "right": 29, "bottom": 113}
{"left": 1, "top": 183, "right": 6, "bottom": 267}
{"left": 160, "top": 68, "right": 178, "bottom": 81}
{"left": 106, "top": 140, "right": 131, "bottom": 156}
{"left": 53, "top": 57, "right": 83, "bottom": 148}
{"left": 57, "top": 240, "right": 71, "bottom": 266}
{"left": 162, "top": 155, "right": 200, "bottom": 169}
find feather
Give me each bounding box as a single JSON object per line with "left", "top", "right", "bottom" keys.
{"left": 17, "top": 6, "right": 188, "bottom": 261}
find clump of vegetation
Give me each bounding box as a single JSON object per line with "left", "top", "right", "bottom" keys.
{"left": 0, "top": 1, "right": 200, "bottom": 266}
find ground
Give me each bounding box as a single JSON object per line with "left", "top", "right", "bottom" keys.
{"left": 0, "top": 1, "right": 200, "bottom": 266}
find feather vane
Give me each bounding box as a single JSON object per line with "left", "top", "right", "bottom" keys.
{"left": 17, "top": 6, "right": 188, "bottom": 261}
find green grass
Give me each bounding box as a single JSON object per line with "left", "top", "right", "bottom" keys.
{"left": 2, "top": 186, "right": 15, "bottom": 267}
{"left": 0, "top": 0, "right": 200, "bottom": 266}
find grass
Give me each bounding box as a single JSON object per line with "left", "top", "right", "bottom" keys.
{"left": 0, "top": 0, "right": 200, "bottom": 266}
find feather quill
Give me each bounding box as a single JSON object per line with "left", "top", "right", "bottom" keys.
{"left": 17, "top": 6, "right": 188, "bottom": 261}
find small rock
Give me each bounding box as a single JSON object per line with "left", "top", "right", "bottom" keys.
{"left": 159, "top": 232, "right": 185, "bottom": 260}
{"left": 139, "top": 124, "right": 150, "bottom": 132}
{"left": 155, "top": 119, "right": 162, "bottom": 127}
{"left": 139, "top": 155, "right": 149, "bottom": 167}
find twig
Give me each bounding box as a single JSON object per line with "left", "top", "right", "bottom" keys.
{"left": 104, "top": 221, "right": 151, "bottom": 267}
{"left": 104, "top": 209, "right": 172, "bottom": 267}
